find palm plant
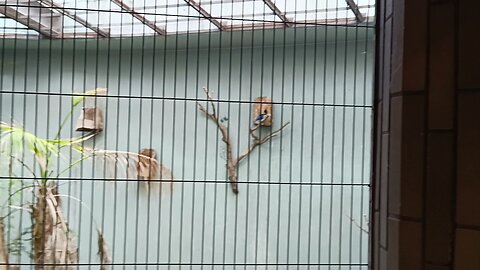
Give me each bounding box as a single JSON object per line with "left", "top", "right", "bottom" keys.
{"left": 0, "top": 88, "right": 173, "bottom": 269}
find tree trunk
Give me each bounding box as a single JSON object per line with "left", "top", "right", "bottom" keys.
{"left": 33, "top": 184, "right": 47, "bottom": 270}
{"left": 0, "top": 218, "right": 8, "bottom": 270}
{"left": 32, "top": 184, "right": 78, "bottom": 270}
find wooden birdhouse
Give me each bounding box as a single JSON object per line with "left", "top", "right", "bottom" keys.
{"left": 137, "top": 148, "right": 159, "bottom": 180}
{"left": 75, "top": 108, "right": 104, "bottom": 132}
{"left": 253, "top": 97, "right": 273, "bottom": 127}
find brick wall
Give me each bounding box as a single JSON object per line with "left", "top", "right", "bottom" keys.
{"left": 372, "top": 0, "right": 480, "bottom": 269}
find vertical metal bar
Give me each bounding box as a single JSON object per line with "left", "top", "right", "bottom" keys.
{"left": 348, "top": 6, "right": 361, "bottom": 269}
{"left": 166, "top": 2, "right": 180, "bottom": 269}
{"left": 14, "top": 6, "right": 28, "bottom": 270}
{"left": 155, "top": 1, "right": 169, "bottom": 266}
{"left": 144, "top": 0, "right": 159, "bottom": 264}
{"left": 285, "top": 0, "right": 297, "bottom": 266}
{"left": 198, "top": 1, "right": 211, "bottom": 267}
{"left": 80, "top": 12, "right": 89, "bottom": 269}
{"left": 33, "top": 2, "right": 43, "bottom": 266}
{"left": 275, "top": 0, "right": 288, "bottom": 266}
{"left": 338, "top": 3, "right": 350, "bottom": 265}
{"left": 121, "top": 5, "right": 136, "bottom": 267}
{"left": 193, "top": 0, "right": 207, "bottom": 268}
{"left": 254, "top": 0, "right": 265, "bottom": 268}
{"left": 206, "top": 1, "right": 217, "bottom": 267}
{"left": 362, "top": 0, "right": 375, "bottom": 266}
{"left": 192, "top": 4, "right": 202, "bottom": 268}
{"left": 64, "top": 4, "right": 76, "bottom": 268}
{"left": 111, "top": 4, "right": 124, "bottom": 265}
{"left": 5, "top": 1, "right": 17, "bottom": 267}
{"left": 327, "top": 0, "right": 340, "bottom": 268}
{"left": 264, "top": 2, "right": 277, "bottom": 265}
{"left": 100, "top": 8, "right": 112, "bottom": 265}
{"left": 243, "top": 0, "right": 256, "bottom": 266}
{"left": 226, "top": 0, "right": 237, "bottom": 270}
{"left": 133, "top": 0, "right": 146, "bottom": 263}
{"left": 296, "top": 1, "right": 309, "bottom": 266}
{"left": 306, "top": 0, "right": 320, "bottom": 267}
{"left": 179, "top": 2, "right": 190, "bottom": 269}
{"left": 318, "top": 0, "right": 329, "bottom": 267}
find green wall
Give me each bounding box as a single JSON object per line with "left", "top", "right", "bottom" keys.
{"left": 0, "top": 26, "right": 374, "bottom": 269}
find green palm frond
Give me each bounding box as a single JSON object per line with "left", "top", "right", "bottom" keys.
{"left": 0, "top": 122, "right": 94, "bottom": 174}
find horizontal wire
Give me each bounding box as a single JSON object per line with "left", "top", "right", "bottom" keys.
{"left": 0, "top": 4, "right": 375, "bottom": 29}
{"left": 0, "top": 263, "right": 368, "bottom": 266}
{"left": 0, "top": 90, "right": 373, "bottom": 108}
{"left": 58, "top": 5, "right": 375, "bottom": 26}
{"left": 0, "top": 176, "right": 370, "bottom": 186}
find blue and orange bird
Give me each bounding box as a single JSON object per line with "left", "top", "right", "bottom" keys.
{"left": 254, "top": 109, "right": 271, "bottom": 125}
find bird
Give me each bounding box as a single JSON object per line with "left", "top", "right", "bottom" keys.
{"left": 254, "top": 109, "right": 271, "bottom": 125}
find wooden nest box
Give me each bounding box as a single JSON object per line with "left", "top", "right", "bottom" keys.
{"left": 75, "top": 108, "right": 104, "bottom": 132}
{"left": 137, "top": 148, "right": 159, "bottom": 180}
{"left": 253, "top": 97, "right": 273, "bottom": 127}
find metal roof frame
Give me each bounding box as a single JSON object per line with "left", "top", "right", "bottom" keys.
{"left": 38, "top": 0, "right": 110, "bottom": 37}
{"left": 262, "top": 0, "right": 292, "bottom": 27}
{"left": 184, "top": 0, "right": 225, "bottom": 31}
{"left": 0, "top": 0, "right": 63, "bottom": 37}
{"left": 0, "top": 0, "right": 373, "bottom": 38}
{"left": 111, "top": 0, "right": 167, "bottom": 35}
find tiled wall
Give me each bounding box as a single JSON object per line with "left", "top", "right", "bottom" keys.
{"left": 372, "top": 0, "right": 480, "bottom": 269}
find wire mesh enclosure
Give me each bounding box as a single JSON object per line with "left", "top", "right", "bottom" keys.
{"left": 0, "top": 0, "right": 375, "bottom": 269}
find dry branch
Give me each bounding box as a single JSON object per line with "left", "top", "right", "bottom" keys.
{"left": 91, "top": 148, "right": 175, "bottom": 192}
{"left": 97, "top": 230, "right": 111, "bottom": 270}
{"left": 197, "top": 87, "right": 289, "bottom": 194}
{"left": 346, "top": 214, "right": 369, "bottom": 234}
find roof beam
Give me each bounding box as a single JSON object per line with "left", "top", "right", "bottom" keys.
{"left": 110, "top": 0, "right": 166, "bottom": 35}
{"left": 262, "top": 0, "right": 292, "bottom": 27}
{"left": 0, "top": 0, "right": 63, "bottom": 38}
{"left": 38, "top": 0, "right": 110, "bottom": 37}
{"left": 345, "top": 0, "right": 365, "bottom": 23}
{"left": 183, "top": 0, "right": 224, "bottom": 31}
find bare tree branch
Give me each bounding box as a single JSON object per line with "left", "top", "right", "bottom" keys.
{"left": 197, "top": 90, "right": 238, "bottom": 193}
{"left": 198, "top": 87, "right": 289, "bottom": 194}
{"left": 346, "top": 213, "right": 369, "bottom": 234}
{"left": 235, "top": 122, "right": 290, "bottom": 166}
{"left": 260, "top": 122, "right": 290, "bottom": 143}
{"left": 97, "top": 230, "right": 111, "bottom": 270}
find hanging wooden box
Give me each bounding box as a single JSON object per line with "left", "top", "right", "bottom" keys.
{"left": 75, "top": 108, "right": 104, "bottom": 132}
{"left": 137, "top": 148, "right": 159, "bottom": 180}
{"left": 253, "top": 97, "right": 273, "bottom": 127}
